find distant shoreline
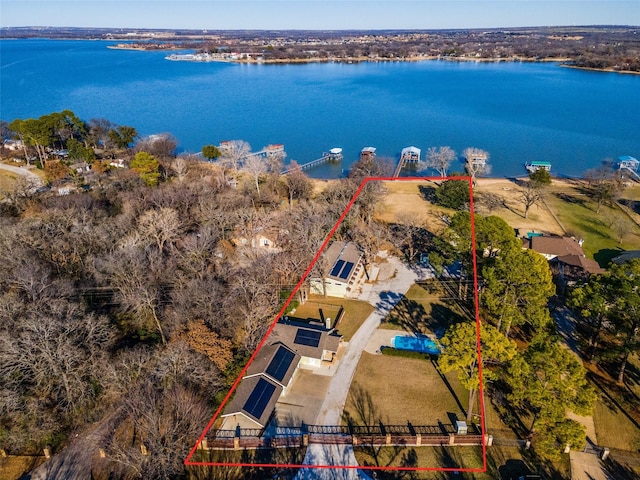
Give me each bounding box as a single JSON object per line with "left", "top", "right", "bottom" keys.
{"left": 159, "top": 50, "right": 640, "bottom": 75}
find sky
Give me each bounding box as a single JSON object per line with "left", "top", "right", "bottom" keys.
{"left": 1, "top": 1, "right": 639, "bottom": 30}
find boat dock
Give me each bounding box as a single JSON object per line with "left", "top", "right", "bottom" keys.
{"left": 619, "top": 155, "right": 640, "bottom": 183}
{"left": 281, "top": 148, "right": 343, "bottom": 175}
{"left": 394, "top": 146, "right": 422, "bottom": 177}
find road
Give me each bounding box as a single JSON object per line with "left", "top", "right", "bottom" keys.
{"left": 0, "top": 163, "right": 43, "bottom": 186}
{"left": 26, "top": 408, "right": 124, "bottom": 480}
{"left": 295, "top": 256, "right": 428, "bottom": 479}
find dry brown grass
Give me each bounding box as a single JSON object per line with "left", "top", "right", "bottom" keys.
{"left": 291, "top": 295, "right": 374, "bottom": 341}
{"left": 0, "top": 455, "right": 45, "bottom": 480}
{"left": 376, "top": 180, "right": 452, "bottom": 234}
{"left": 473, "top": 178, "right": 565, "bottom": 235}
{"left": 343, "top": 352, "right": 468, "bottom": 426}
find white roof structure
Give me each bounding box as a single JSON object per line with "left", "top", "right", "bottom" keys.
{"left": 402, "top": 146, "right": 421, "bottom": 155}
{"left": 329, "top": 148, "right": 343, "bottom": 155}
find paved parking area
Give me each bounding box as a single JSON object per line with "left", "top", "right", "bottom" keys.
{"left": 363, "top": 328, "right": 398, "bottom": 354}
{"left": 276, "top": 370, "right": 332, "bottom": 426}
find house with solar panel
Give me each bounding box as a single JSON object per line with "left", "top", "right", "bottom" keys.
{"left": 310, "top": 241, "right": 365, "bottom": 298}
{"left": 220, "top": 320, "right": 341, "bottom": 430}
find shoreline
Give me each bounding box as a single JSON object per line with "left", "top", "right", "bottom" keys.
{"left": 158, "top": 50, "right": 639, "bottom": 75}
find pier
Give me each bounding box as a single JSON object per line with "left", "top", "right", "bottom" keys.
{"left": 618, "top": 155, "right": 640, "bottom": 183}
{"left": 393, "top": 146, "right": 422, "bottom": 178}
{"left": 282, "top": 148, "right": 343, "bottom": 175}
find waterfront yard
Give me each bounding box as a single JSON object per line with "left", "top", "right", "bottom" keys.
{"left": 474, "top": 177, "right": 640, "bottom": 266}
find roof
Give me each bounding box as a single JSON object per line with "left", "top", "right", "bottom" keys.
{"left": 361, "top": 147, "right": 376, "bottom": 153}
{"left": 401, "top": 146, "right": 421, "bottom": 155}
{"left": 612, "top": 250, "right": 640, "bottom": 265}
{"left": 530, "top": 236, "right": 584, "bottom": 258}
{"left": 269, "top": 320, "right": 341, "bottom": 359}
{"left": 618, "top": 155, "right": 638, "bottom": 163}
{"left": 557, "top": 254, "right": 605, "bottom": 275}
{"left": 329, "top": 148, "right": 343, "bottom": 154}
{"left": 324, "top": 241, "right": 362, "bottom": 283}
{"left": 222, "top": 376, "right": 282, "bottom": 428}
{"left": 244, "top": 343, "right": 300, "bottom": 387}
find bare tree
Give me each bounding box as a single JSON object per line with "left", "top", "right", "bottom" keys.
{"left": 423, "top": 146, "right": 456, "bottom": 177}
{"left": 242, "top": 155, "right": 268, "bottom": 194}
{"left": 463, "top": 147, "right": 491, "bottom": 185}
{"left": 218, "top": 140, "right": 251, "bottom": 172}
{"left": 519, "top": 182, "right": 544, "bottom": 219}
{"left": 171, "top": 155, "right": 191, "bottom": 182}
{"left": 137, "top": 207, "right": 182, "bottom": 252}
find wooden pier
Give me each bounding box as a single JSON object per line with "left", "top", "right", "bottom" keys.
{"left": 393, "top": 146, "right": 422, "bottom": 178}
{"left": 281, "top": 148, "right": 343, "bottom": 175}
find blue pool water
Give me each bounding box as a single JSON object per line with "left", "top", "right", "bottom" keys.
{"left": 392, "top": 335, "right": 441, "bottom": 355}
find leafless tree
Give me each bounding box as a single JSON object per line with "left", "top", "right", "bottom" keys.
{"left": 218, "top": 139, "right": 251, "bottom": 172}
{"left": 171, "top": 155, "right": 191, "bottom": 181}
{"left": 463, "top": 147, "right": 491, "bottom": 185}
{"left": 424, "top": 146, "right": 456, "bottom": 177}
{"left": 242, "top": 154, "right": 268, "bottom": 194}
{"left": 137, "top": 207, "right": 182, "bottom": 252}
{"left": 519, "top": 181, "right": 544, "bottom": 219}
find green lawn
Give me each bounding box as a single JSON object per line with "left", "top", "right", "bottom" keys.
{"left": 291, "top": 295, "right": 374, "bottom": 341}
{"left": 544, "top": 188, "right": 640, "bottom": 266}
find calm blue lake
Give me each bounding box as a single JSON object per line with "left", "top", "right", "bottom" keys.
{"left": 1, "top": 39, "right": 639, "bottom": 178}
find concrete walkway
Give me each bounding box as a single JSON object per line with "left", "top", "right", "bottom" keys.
{"left": 295, "top": 256, "right": 425, "bottom": 479}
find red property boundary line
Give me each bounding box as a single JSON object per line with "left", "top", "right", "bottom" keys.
{"left": 185, "top": 175, "right": 486, "bottom": 474}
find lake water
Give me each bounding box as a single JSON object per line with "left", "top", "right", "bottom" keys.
{"left": 1, "top": 39, "right": 639, "bottom": 178}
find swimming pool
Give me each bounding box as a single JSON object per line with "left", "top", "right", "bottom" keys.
{"left": 392, "top": 335, "right": 441, "bottom": 355}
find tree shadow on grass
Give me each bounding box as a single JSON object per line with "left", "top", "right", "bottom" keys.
{"left": 383, "top": 296, "right": 465, "bottom": 337}
{"left": 554, "top": 192, "right": 588, "bottom": 208}
{"left": 593, "top": 248, "right": 624, "bottom": 267}
{"left": 418, "top": 185, "right": 436, "bottom": 203}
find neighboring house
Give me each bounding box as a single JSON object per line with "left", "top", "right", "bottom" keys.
{"left": 69, "top": 162, "right": 91, "bottom": 173}
{"left": 310, "top": 241, "right": 365, "bottom": 298}
{"left": 3, "top": 139, "right": 24, "bottom": 151}
{"left": 611, "top": 250, "right": 640, "bottom": 265}
{"left": 526, "top": 235, "right": 605, "bottom": 282}
{"left": 109, "top": 158, "right": 127, "bottom": 168}
{"left": 221, "top": 318, "right": 341, "bottom": 430}
{"left": 233, "top": 227, "right": 284, "bottom": 253}
{"left": 250, "top": 228, "right": 281, "bottom": 251}
{"left": 527, "top": 235, "right": 585, "bottom": 261}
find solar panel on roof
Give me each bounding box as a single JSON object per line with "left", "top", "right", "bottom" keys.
{"left": 330, "top": 259, "right": 345, "bottom": 277}
{"left": 339, "top": 261, "right": 354, "bottom": 280}
{"left": 294, "top": 329, "right": 321, "bottom": 347}
{"left": 243, "top": 378, "right": 277, "bottom": 420}
{"left": 265, "top": 346, "right": 295, "bottom": 382}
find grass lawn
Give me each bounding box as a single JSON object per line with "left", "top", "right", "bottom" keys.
{"left": 291, "top": 295, "right": 374, "bottom": 341}
{"left": 593, "top": 398, "right": 640, "bottom": 451}
{"left": 343, "top": 352, "right": 469, "bottom": 427}
{"left": 376, "top": 180, "right": 452, "bottom": 234}
{"left": 353, "top": 445, "right": 486, "bottom": 477}
{"left": 543, "top": 185, "right": 640, "bottom": 265}
{"left": 382, "top": 282, "right": 467, "bottom": 335}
